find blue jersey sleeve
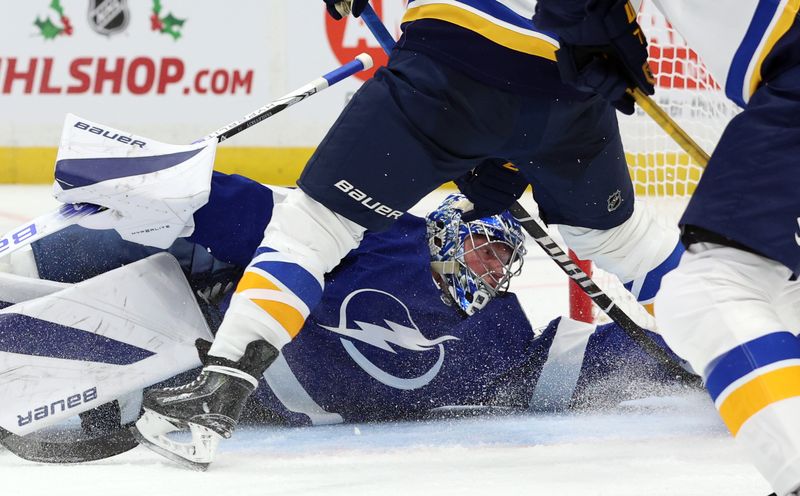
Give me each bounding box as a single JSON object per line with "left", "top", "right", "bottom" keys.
{"left": 572, "top": 321, "right": 693, "bottom": 408}
{"left": 526, "top": 317, "right": 696, "bottom": 412}
{"left": 31, "top": 172, "right": 275, "bottom": 283}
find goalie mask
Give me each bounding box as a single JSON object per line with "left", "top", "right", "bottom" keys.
{"left": 426, "top": 194, "right": 526, "bottom": 315}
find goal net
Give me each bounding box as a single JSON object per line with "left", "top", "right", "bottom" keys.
{"left": 568, "top": 0, "right": 741, "bottom": 329}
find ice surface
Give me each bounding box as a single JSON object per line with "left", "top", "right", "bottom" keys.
{"left": 0, "top": 392, "right": 771, "bottom": 496}
{"left": 0, "top": 187, "right": 773, "bottom": 496}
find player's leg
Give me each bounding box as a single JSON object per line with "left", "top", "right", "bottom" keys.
{"left": 135, "top": 49, "right": 525, "bottom": 467}
{"left": 207, "top": 49, "right": 521, "bottom": 357}
{"left": 656, "top": 64, "right": 800, "bottom": 496}
{"left": 510, "top": 92, "right": 681, "bottom": 305}
{"left": 657, "top": 246, "right": 800, "bottom": 495}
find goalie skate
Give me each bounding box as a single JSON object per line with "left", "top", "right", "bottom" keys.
{"left": 131, "top": 407, "right": 221, "bottom": 472}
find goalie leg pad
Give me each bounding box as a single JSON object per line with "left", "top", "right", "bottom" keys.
{"left": 0, "top": 271, "right": 67, "bottom": 308}
{"left": 0, "top": 241, "right": 68, "bottom": 308}
{"left": 53, "top": 114, "right": 217, "bottom": 249}
{"left": 0, "top": 253, "right": 212, "bottom": 437}
{"left": 0, "top": 246, "right": 40, "bottom": 279}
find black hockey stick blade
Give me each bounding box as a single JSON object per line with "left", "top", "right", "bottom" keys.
{"left": 509, "top": 202, "right": 700, "bottom": 386}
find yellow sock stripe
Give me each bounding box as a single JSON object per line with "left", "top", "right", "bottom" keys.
{"left": 250, "top": 299, "right": 306, "bottom": 338}
{"left": 718, "top": 364, "right": 800, "bottom": 436}
{"left": 235, "top": 272, "right": 306, "bottom": 338}
{"left": 402, "top": 4, "right": 557, "bottom": 59}
{"left": 236, "top": 271, "right": 281, "bottom": 293}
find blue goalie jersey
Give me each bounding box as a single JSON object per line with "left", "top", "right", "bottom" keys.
{"left": 241, "top": 196, "right": 686, "bottom": 425}
{"left": 254, "top": 216, "right": 540, "bottom": 425}
{"left": 29, "top": 172, "right": 691, "bottom": 426}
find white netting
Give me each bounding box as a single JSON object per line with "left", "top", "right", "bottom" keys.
{"left": 578, "top": 1, "right": 741, "bottom": 329}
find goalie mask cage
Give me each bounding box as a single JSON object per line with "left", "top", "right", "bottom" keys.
{"left": 568, "top": 1, "right": 742, "bottom": 329}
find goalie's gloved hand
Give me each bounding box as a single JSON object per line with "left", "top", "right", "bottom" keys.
{"left": 454, "top": 160, "right": 528, "bottom": 222}
{"left": 324, "top": 0, "right": 369, "bottom": 20}
{"left": 534, "top": 0, "right": 655, "bottom": 115}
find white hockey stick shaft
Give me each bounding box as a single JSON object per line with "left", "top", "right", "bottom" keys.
{"left": 201, "top": 53, "right": 373, "bottom": 143}
{"left": 0, "top": 54, "right": 373, "bottom": 260}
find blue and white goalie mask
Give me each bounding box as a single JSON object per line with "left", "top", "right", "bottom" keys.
{"left": 426, "top": 194, "right": 526, "bottom": 315}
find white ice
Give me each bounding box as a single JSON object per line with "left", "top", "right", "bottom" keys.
{"left": 0, "top": 186, "right": 773, "bottom": 496}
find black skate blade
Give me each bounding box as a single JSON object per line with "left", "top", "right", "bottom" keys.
{"left": 129, "top": 426, "right": 210, "bottom": 472}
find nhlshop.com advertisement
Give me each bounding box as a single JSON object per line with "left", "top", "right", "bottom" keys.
{"left": 0, "top": 0, "right": 405, "bottom": 183}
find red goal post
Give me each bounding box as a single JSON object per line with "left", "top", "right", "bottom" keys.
{"left": 568, "top": 1, "right": 741, "bottom": 328}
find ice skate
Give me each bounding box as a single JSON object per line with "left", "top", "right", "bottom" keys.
{"left": 132, "top": 341, "right": 278, "bottom": 470}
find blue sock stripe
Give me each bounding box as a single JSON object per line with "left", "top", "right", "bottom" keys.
{"left": 624, "top": 241, "right": 684, "bottom": 302}
{"left": 0, "top": 313, "right": 154, "bottom": 365}
{"left": 251, "top": 260, "right": 323, "bottom": 307}
{"left": 705, "top": 331, "right": 800, "bottom": 401}
{"left": 254, "top": 246, "right": 277, "bottom": 257}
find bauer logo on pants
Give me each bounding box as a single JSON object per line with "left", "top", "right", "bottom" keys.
{"left": 335, "top": 179, "right": 403, "bottom": 219}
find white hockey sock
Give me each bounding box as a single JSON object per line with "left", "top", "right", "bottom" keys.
{"left": 209, "top": 189, "right": 366, "bottom": 361}
{"left": 559, "top": 202, "right": 680, "bottom": 303}
{"left": 656, "top": 243, "right": 800, "bottom": 496}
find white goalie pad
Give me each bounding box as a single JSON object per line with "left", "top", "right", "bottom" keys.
{"left": 0, "top": 253, "right": 213, "bottom": 436}
{"left": 0, "top": 272, "right": 67, "bottom": 306}
{"left": 53, "top": 114, "right": 217, "bottom": 249}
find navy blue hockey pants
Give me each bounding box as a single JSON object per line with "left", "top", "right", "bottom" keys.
{"left": 298, "top": 49, "right": 634, "bottom": 232}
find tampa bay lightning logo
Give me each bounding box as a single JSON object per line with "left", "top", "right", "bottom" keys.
{"left": 319, "top": 289, "right": 459, "bottom": 390}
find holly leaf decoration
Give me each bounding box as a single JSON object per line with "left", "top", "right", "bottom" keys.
{"left": 49, "top": 0, "right": 65, "bottom": 17}
{"left": 35, "top": 16, "right": 63, "bottom": 40}
{"left": 161, "top": 13, "right": 185, "bottom": 40}
{"left": 152, "top": 0, "right": 163, "bottom": 16}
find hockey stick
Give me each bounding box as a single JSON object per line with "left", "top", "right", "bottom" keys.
{"left": 358, "top": 4, "right": 698, "bottom": 384}
{"left": 361, "top": 4, "right": 396, "bottom": 52}
{"left": 361, "top": 5, "right": 397, "bottom": 53}
{"left": 508, "top": 204, "right": 697, "bottom": 383}
{"left": 627, "top": 87, "right": 711, "bottom": 167}
{"left": 0, "top": 54, "right": 373, "bottom": 261}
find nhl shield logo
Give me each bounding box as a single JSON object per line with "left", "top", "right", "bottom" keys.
{"left": 607, "top": 189, "right": 623, "bottom": 212}
{"left": 88, "top": 0, "right": 129, "bottom": 36}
